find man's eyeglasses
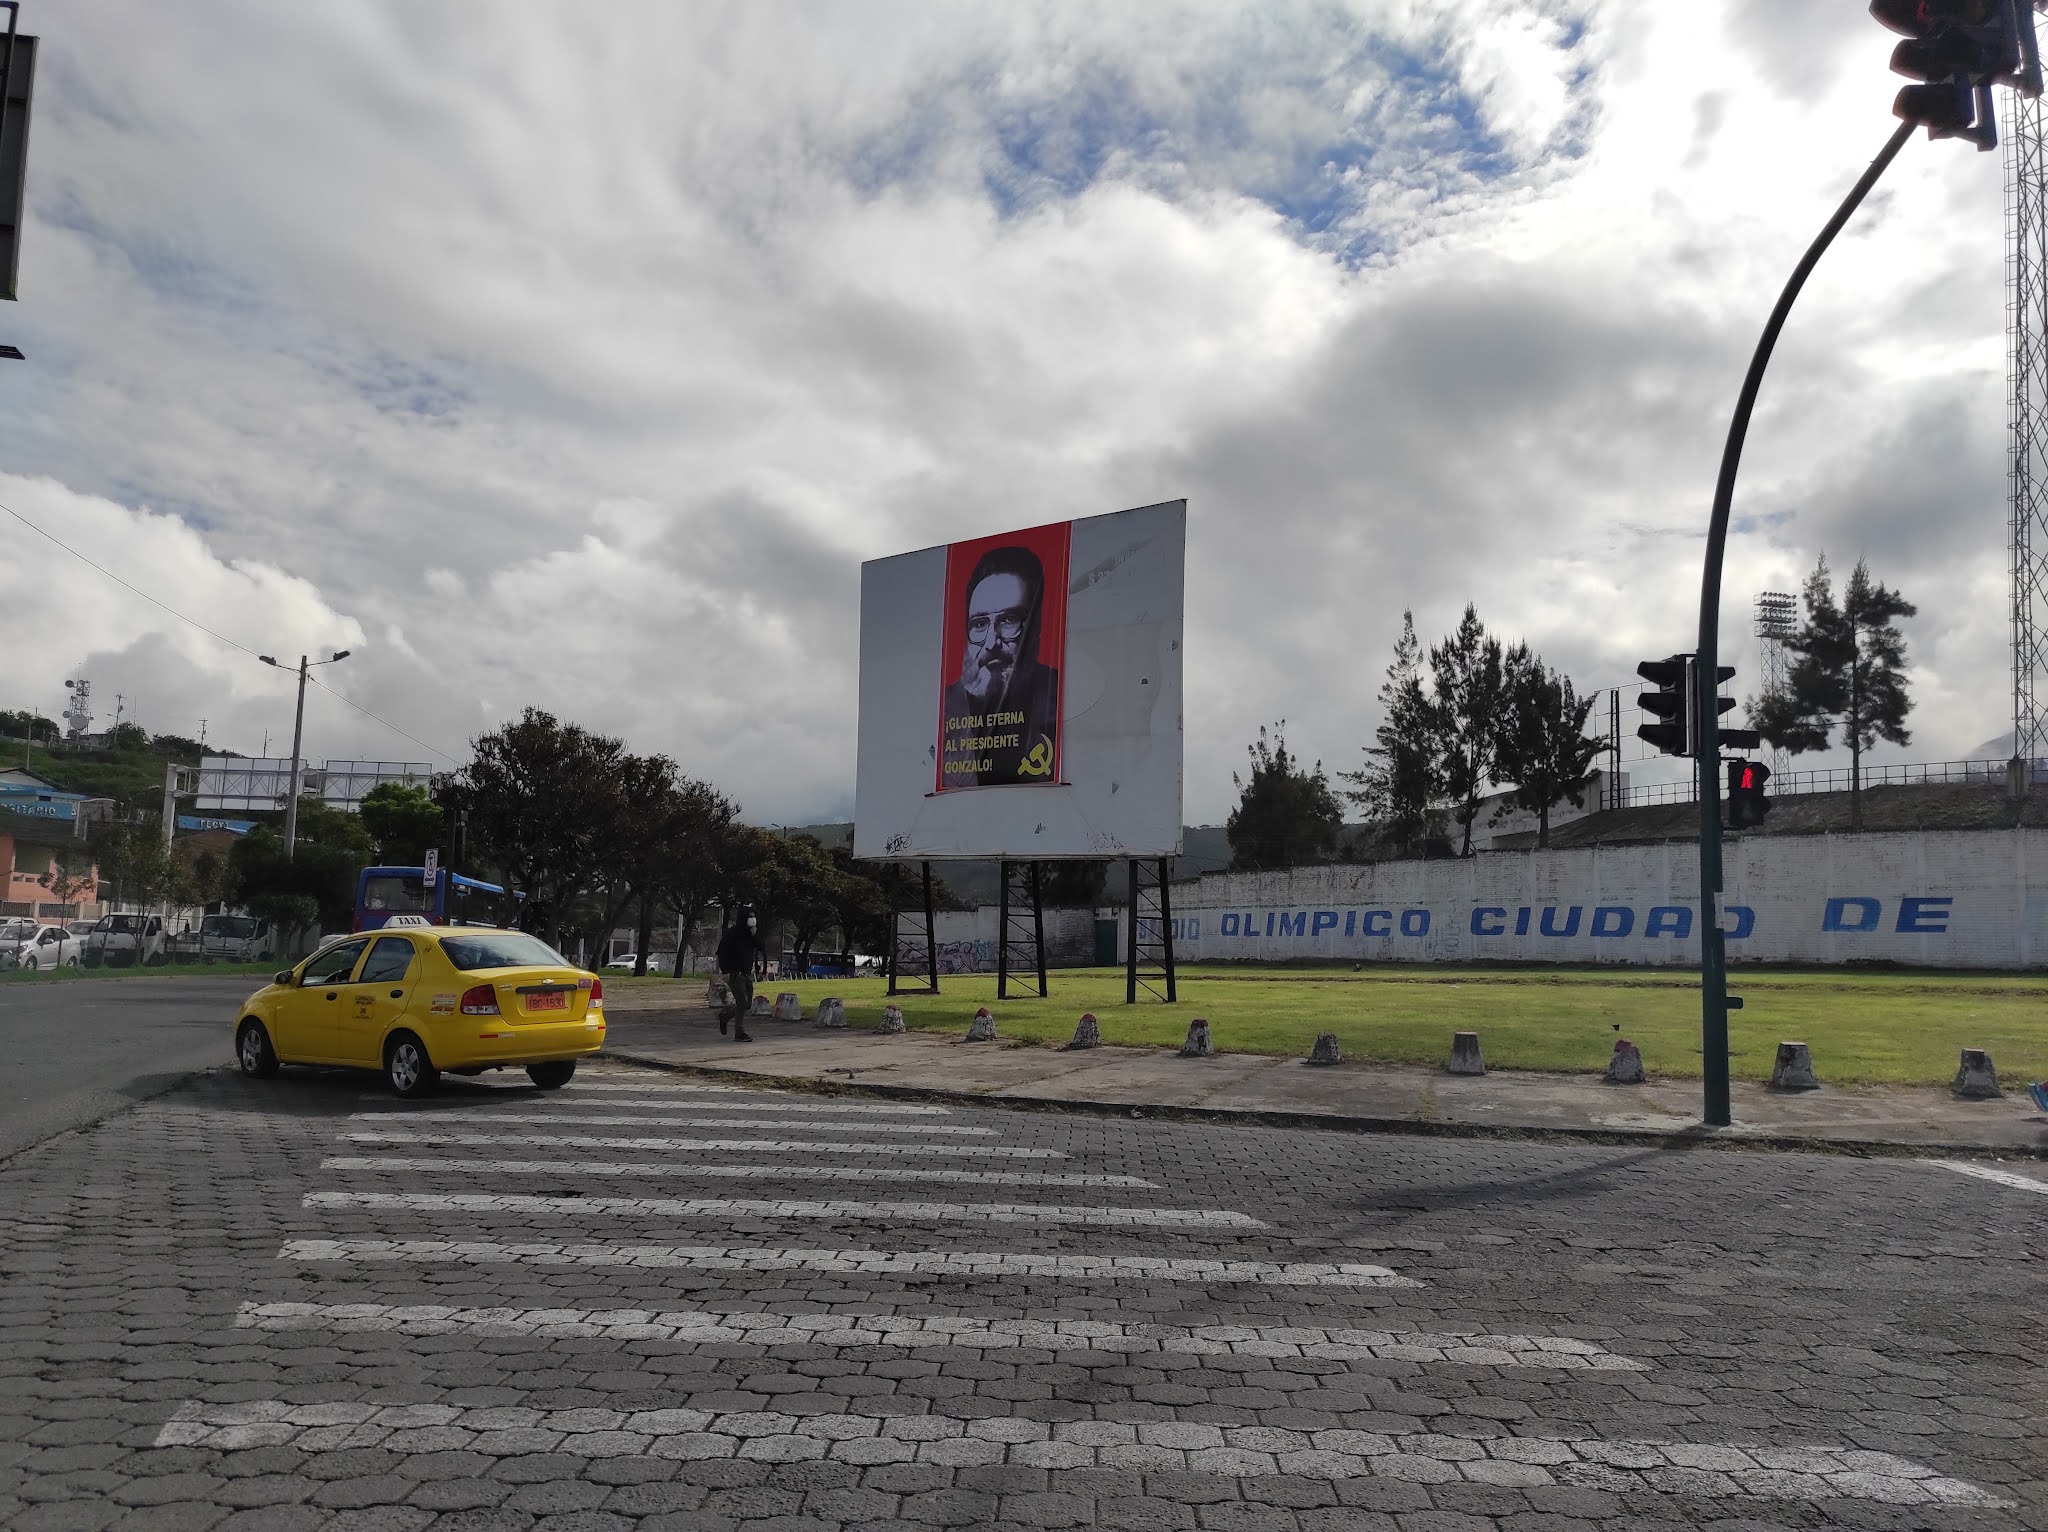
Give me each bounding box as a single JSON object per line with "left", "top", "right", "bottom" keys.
{"left": 967, "top": 611, "right": 1027, "bottom": 643}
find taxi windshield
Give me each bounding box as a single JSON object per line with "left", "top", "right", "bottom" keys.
{"left": 440, "top": 933, "right": 569, "bottom": 971}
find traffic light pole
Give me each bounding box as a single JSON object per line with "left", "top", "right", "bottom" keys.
{"left": 1695, "top": 119, "right": 1914, "bottom": 1127}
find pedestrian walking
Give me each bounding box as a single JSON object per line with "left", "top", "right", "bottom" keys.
{"left": 715, "top": 906, "right": 764, "bottom": 1042}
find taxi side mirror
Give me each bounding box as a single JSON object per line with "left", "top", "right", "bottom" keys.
{"left": 274, "top": 969, "right": 294, "bottom": 985}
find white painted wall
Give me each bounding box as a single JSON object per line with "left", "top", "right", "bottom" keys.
{"left": 1125, "top": 829, "right": 2044, "bottom": 970}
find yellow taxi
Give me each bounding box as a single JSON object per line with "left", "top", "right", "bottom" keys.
{"left": 232, "top": 917, "right": 605, "bottom": 1097}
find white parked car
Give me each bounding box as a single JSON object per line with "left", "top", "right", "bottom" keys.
{"left": 604, "top": 953, "right": 675, "bottom": 974}
{"left": 2, "top": 923, "right": 83, "bottom": 971}
{"left": 84, "top": 912, "right": 166, "bottom": 967}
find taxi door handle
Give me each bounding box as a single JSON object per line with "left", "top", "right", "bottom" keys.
{"left": 324, "top": 991, "right": 338, "bottom": 1000}
{"left": 389, "top": 989, "right": 404, "bottom": 999}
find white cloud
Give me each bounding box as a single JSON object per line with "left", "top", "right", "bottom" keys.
{"left": 0, "top": 0, "right": 2017, "bottom": 823}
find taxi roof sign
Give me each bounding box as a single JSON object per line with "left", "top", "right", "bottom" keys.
{"left": 382, "top": 914, "right": 434, "bottom": 928}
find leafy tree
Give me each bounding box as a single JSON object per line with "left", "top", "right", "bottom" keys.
{"left": 747, "top": 834, "right": 843, "bottom": 971}
{"left": 1038, "top": 861, "right": 1108, "bottom": 907}
{"left": 1752, "top": 555, "right": 1916, "bottom": 829}
{"left": 1, "top": 710, "right": 58, "bottom": 746}
{"left": 1427, "top": 604, "right": 1508, "bottom": 857}
{"left": 827, "top": 848, "right": 895, "bottom": 959}
{"left": 358, "top": 782, "right": 445, "bottom": 865}
{"left": 1340, "top": 610, "right": 1444, "bottom": 857}
{"left": 227, "top": 803, "right": 375, "bottom": 933}
{"left": 38, "top": 844, "right": 99, "bottom": 911}
{"left": 1226, "top": 722, "right": 1343, "bottom": 871}
{"left": 1493, "top": 650, "right": 1605, "bottom": 848}
{"left": 440, "top": 709, "right": 627, "bottom": 944}
{"left": 645, "top": 786, "right": 741, "bottom": 974}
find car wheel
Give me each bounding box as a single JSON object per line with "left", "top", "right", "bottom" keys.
{"left": 22, "top": 956, "right": 36, "bottom": 972}
{"left": 385, "top": 1031, "right": 440, "bottom": 1099}
{"left": 236, "top": 1020, "right": 280, "bottom": 1079}
{"left": 526, "top": 1060, "right": 577, "bottom": 1090}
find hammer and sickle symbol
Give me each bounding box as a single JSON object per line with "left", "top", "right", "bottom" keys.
{"left": 1017, "top": 739, "right": 1053, "bottom": 778}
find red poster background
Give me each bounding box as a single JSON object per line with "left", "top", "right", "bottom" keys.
{"left": 934, "top": 520, "right": 1071, "bottom": 792}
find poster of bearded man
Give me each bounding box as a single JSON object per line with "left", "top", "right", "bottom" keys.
{"left": 935, "top": 522, "right": 1070, "bottom": 791}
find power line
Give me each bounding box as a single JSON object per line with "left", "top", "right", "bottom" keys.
{"left": 0, "top": 496, "right": 460, "bottom": 764}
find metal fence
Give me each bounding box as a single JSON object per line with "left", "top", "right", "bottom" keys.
{"left": 1611, "top": 757, "right": 2044, "bottom": 810}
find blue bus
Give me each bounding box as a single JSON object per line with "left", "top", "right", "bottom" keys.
{"left": 353, "top": 865, "right": 515, "bottom": 933}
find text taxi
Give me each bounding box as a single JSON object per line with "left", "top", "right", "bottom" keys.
{"left": 233, "top": 916, "right": 605, "bottom": 1097}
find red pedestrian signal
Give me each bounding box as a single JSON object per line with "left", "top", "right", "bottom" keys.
{"left": 1726, "top": 759, "right": 1773, "bottom": 829}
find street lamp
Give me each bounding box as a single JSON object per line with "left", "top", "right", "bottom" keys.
{"left": 259, "top": 649, "right": 351, "bottom": 860}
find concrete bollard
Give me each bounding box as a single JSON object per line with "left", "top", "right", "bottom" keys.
{"left": 1447, "top": 1031, "right": 1485, "bottom": 1075}
{"left": 1065, "top": 1013, "right": 1100, "bottom": 1050}
{"left": 1953, "top": 1048, "right": 2002, "bottom": 1100}
{"left": 814, "top": 997, "right": 847, "bottom": 1029}
{"left": 877, "top": 1004, "right": 906, "bottom": 1034}
{"left": 1180, "top": 1018, "right": 1213, "bottom": 1058}
{"left": 1306, "top": 1032, "right": 1341, "bottom": 1067}
{"left": 772, "top": 992, "right": 802, "bottom": 1022}
{"left": 1604, "top": 1038, "right": 1645, "bottom": 1085}
{"left": 1768, "top": 1040, "right": 1819, "bottom": 1091}
{"left": 706, "top": 979, "right": 731, "bottom": 1010}
{"left": 964, "top": 1007, "right": 997, "bottom": 1042}
{"left": 748, "top": 993, "right": 772, "bottom": 1018}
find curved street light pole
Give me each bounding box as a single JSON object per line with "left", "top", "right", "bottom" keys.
{"left": 1694, "top": 120, "right": 1914, "bottom": 1127}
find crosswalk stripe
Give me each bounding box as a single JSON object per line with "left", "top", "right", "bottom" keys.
{"left": 302, "top": 1190, "right": 1265, "bottom": 1229}
{"left": 234, "top": 1300, "right": 1645, "bottom": 1368}
{"left": 1928, "top": 1159, "right": 2048, "bottom": 1195}
{"left": 320, "top": 1156, "right": 1154, "bottom": 1188}
{"left": 149, "top": 1399, "right": 2010, "bottom": 1506}
{"left": 337, "top": 1130, "right": 1064, "bottom": 1159}
{"left": 347, "top": 1113, "right": 999, "bottom": 1135}
{"left": 277, "top": 1239, "right": 1421, "bottom": 1285}
{"left": 358, "top": 1092, "right": 950, "bottom": 1115}
{"left": 568, "top": 1084, "right": 944, "bottom": 1108}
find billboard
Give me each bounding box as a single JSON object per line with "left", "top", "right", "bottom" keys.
{"left": 855, "top": 499, "right": 1185, "bottom": 861}
{"left": 192, "top": 756, "right": 297, "bottom": 813}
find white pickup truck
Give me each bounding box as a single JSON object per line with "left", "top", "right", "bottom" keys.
{"left": 83, "top": 912, "right": 166, "bottom": 967}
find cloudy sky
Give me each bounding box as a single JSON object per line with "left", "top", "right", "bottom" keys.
{"left": 0, "top": 0, "right": 2016, "bottom": 825}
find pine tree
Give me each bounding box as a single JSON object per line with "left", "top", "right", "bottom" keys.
{"left": 1429, "top": 605, "right": 1507, "bottom": 857}
{"left": 1340, "top": 611, "right": 1444, "bottom": 856}
{"left": 1226, "top": 722, "right": 1343, "bottom": 871}
{"left": 1752, "top": 555, "right": 1916, "bottom": 829}
{"left": 1493, "top": 650, "right": 1605, "bottom": 848}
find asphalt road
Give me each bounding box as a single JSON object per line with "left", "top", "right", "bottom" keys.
{"left": 0, "top": 1058, "right": 2042, "bottom": 1530}
{"left": 0, "top": 974, "right": 261, "bottom": 1161}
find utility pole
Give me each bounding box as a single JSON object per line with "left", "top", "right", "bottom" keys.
{"left": 283, "top": 656, "right": 308, "bottom": 861}
{"left": 261, "top": 649, "right": 351, "bottom": 862}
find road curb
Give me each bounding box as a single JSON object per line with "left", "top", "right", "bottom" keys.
{"left": 596, "top": 1051, "right": 2048, "bottom": 1162}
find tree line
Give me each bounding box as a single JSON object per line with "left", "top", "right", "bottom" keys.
{"left": 1225, "top": 553, "right": 1920, "bottom": 869}
{"left": 1226, "top": 604, "right": 1605, "bottom": 868}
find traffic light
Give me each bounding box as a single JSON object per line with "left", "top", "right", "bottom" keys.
{"left": 1871, "top": 0, "right": 2040, "bottom": 149}
{"left": 1637, "top": 656, "right": 1691, "bottom": 757}
{"left": 1707, "top": 663, "right": 1764, "bottom": 750}
{"left": 1727, "top": 759, "right": 1773, "bottom": 829}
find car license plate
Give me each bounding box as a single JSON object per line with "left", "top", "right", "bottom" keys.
{"left": 526, "top": 991, "right": 567, "bottom": 1012}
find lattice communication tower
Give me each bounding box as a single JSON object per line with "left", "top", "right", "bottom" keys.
{"left": 2010, "top": 40, "right": 2048, "bottom": 781}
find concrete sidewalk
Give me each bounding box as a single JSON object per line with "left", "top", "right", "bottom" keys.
{"left": 600, "top": 1001, "right": 2048, "bottom": 1158}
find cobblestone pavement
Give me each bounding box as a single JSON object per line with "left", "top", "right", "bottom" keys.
{"left": 1, "top": 1061, "right": 2042, "bottom": 1531}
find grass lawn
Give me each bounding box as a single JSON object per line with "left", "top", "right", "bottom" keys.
{"left": 615, "top": 963, "right": 2048, "bottom": 1087}
{"left": 0, "top": 961, "right": 277, "bottom": 985}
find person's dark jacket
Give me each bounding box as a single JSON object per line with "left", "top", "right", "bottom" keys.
{"left": 716, "top": 920, "right": 762, "bottom": 975}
